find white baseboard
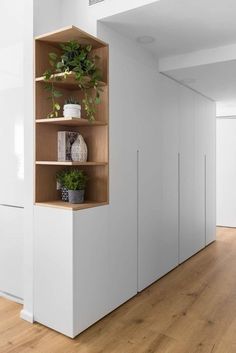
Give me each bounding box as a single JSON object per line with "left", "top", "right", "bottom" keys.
{"left": 0, "top": 290, "right": 23, "bottom": 305}
{"left": 20, "top": 309, "right": 34, "bottom": 323}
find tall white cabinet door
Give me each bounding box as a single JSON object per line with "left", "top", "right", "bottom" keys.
{"left": 159, "top": 76, "right": 179, "bottom": 276}
{"left": 138, "top": 75, "right": 162, "bottom": 291}
{"left": 138, "top": 75, "right": 179, "bottom": 291}
{"left": 0, "top": 206, "right": 24, "bottom": 299}
{"left": 193, "top": 94, "right": 207, "bottom": 253}
{"left": 206, "top": 100, "right": 216, "bottom": 245}
{"left": 0, "top": 0, "right": 24, "bottom": 207}
{"left": 106, "top": 28, "right": 139, "bottom": 304}
{"left": 179, "top": 86, "right": 196, "bottom": 263}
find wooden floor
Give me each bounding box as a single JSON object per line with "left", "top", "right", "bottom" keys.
{"left": 1, "top": 227, "right": 236, "bottom": 353}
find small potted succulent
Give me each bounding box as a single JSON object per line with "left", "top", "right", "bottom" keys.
{"left": 56, "top": 169, "right": 69, "bottom": 202}
{"left": 63, "top": 169, "right": 88, "bottom": 204}
{"left": 63, "top": 97, "right": 81, "bottom": 118}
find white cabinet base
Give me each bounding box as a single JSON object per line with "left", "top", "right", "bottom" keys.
{"left": 34, "top": 205, "right": 137, "bottom": 338}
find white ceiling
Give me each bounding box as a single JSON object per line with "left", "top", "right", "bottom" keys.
{"left": 103, "top": 0, "right": 236, "bottom": 112}
{"left": 102, "top": 0, "right": 236, "bottom": 58}
{"left": 166, "top": 60, "right": 236, "bottom": 102}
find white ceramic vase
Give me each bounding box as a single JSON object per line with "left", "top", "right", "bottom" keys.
{"left": 63, "top": 104, "right": 81, "bottom": 118}
{"left": 71, "top": 134, "right": 88, "bottom": 162}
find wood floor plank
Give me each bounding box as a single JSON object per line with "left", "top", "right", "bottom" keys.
{"left": 0, "top": 227, "right": 235, "bottom": 353}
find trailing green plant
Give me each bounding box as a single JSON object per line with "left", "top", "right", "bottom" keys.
{"left": 44, "top": 68, "right": 63, "bottom": 118}
{"left": 63, "top": 169, "right": 88, "bottom": 191}
{"left": 43, "top": 41, "right": 103, "bottom": 121}
{"left": 64, "top": 97, "right": 80, "bottom": 105}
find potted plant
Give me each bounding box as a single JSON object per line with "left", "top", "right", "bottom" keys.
{"left": 56, "top": 169, "right": 69, "bottom": 202}
{"left": 43, "top": 41, "right": 103, "bottom": 121}
{"left": 63, "top": 169, "right": 88, "bottom": 204}
{"left": 63, "top": 97, "right": 81, "bottom": 118}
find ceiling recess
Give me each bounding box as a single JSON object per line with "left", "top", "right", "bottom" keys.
{"left": 89, "top": 0, "right": 104, "bottom": 5}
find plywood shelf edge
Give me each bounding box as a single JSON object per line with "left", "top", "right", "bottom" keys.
{"left": 36, "top": 161, "right": 108, "bottom": 166}
{"left": 35, "top": 200, "right": 108, "bottom": 211}
{"left": 36, "top": 117, "right": 107, "bottom": 126}
{"left": 35, "top": 72, "right": 107, "bottom": 87}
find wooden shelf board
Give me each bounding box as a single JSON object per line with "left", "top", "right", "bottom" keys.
{"left": 35, "top": 72, "right": 107, "bottom": 90}
{"left": 36, "top": 161, "right": 108, "bottom": 166}
{"left": 35, "top": 200, "right": 108, "bottom": 211}
{"left": 35, "top": 25, "right": 107, "bottom": 48}
{"left": 36, "top": 117, "right": 107, "bottom": 126}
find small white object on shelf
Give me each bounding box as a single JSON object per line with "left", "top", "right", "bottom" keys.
{"left": 63, "top": 104, "right": 81, "bottom": 118}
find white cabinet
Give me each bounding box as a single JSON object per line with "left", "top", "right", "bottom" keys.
{"left": 0, "top": 0, "right": 24, "bottom": 207}
{"left": 179, "top": 86, "right": 196, "bottom": 263}
{"left": 193, "top": 94, "right": 207, "bottom": 253}
{"left": 179, "top": 88, "right": 216, "bottom": 262}
{"left": 33, "top": 24, "right": 216, "bottom": 336}
{"left": 206, "top": 100, "right": 216, "bottom": 244}
{"left": 138, "top": 75, "right": 179, "bottom": 291}
{"left": 107, "top": 31, "right": 138, "bottom": 305}
{"left": 34, "top": 204, "right": 137, "bottom": 337}
{"left": 138, "top": 76, "right": 216, "bottom": 287}
{"left": 34, "top": 207, "right": 74, "bottom": 337}
{"left": 0, "top": 205, "right": 24, "bottom": 299}
{"left": 159, "top": 77, "right": 179, "bottom": 278}
{"left": 0, "top": 0, "right": 26, "bottom": 303}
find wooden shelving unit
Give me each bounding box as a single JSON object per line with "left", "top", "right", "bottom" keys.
{"left": 35, "top": 26, "right": 109, "bottom": 210}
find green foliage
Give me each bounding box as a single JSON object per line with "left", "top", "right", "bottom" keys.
{"left": 44, "top": 79, "right": 62, "bottom": 118}
{"left": 56, "top": 169, "right": 68, "bottom": 187}
{"left": 63, "top": 169, "right": 88, "bottom": 191}
{"left": 43, "top": 40, "right": 103, "bottom": 121}
{"left": 64, "top": 97, "right": 80, "bottom": 105}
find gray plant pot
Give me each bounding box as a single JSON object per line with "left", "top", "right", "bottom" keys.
{"left": 68, "top": 189, "right": 85, "bottom": 204}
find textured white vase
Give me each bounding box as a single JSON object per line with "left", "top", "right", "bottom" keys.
{"left": 71, "top": 134, "right": 88, "bottom": 162}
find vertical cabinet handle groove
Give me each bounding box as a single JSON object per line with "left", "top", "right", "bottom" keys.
{"left": 137, "top": 149, "right": 140, "bottom": 290}
{"left": 178, "top": 152, "right": 181, "bottom": 263}
{"left": 204, "top": 154, "right": 207, "bottom": 245}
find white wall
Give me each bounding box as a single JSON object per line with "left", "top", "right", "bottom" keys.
{"left": 60, "top": 0, "right": 159, "bottom": 35}
{"left": 217, "top": 117, "right": 236, "bottom": 227}
{"left": 34, "top": 0, "right": 63, "bottom": 36}
{"left": 216, "top": 102, "right": 236, "bottom": 117}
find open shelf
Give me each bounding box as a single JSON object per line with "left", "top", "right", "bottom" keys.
{"left": 35, "top": 200, "right": 108, "bottom": 211}
{"left": 36, "top": 72, "right": 107, "bottom": 90}
{"left": 36, "top": 84, "right": 108, "bottom": 124}
{"left": 36, "top": 161, "right": 108, "bottom": 166}
{"left": 35, "top": 26, "right": 109, "bottom": 210}
{"left": 36, "top": 117, "right": 107, "bottom": 126}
